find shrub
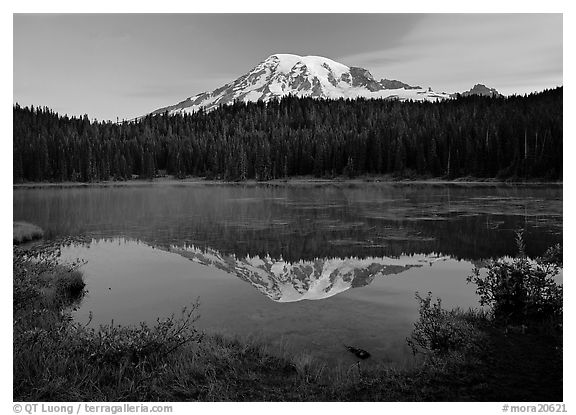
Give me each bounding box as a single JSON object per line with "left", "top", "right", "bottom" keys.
{"left": 467, "top": 233, "right": 562, "bottom": 325}
{"left": 54, "top": 269, "right": 85, "bottom": 299}
{"left": 13, "top": 304, "right": 203, "bottom": 401}
{"left": 14, "top": 245, "right": 86, "bottom": 311}
{"left": 539, "top": 243, "right": 562, "bottom": 267}
{"left": 78, "top": 304, "right": 203, "bottom": 366}
{"left": 407, "top": 292, "right": 484, "bottom": 355}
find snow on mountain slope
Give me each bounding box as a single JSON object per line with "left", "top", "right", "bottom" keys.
{"left": 168, "top": 244, "right": 431, "bottom": 302}
{"left": 148, "top": 54, "right": 451, "bottom": 116}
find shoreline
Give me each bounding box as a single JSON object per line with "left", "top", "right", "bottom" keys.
{"left": 13, "top": 175, "right": 563, "bottom": 189}
{"left": 13, "top": 237, "right": 563, "bottom": 401}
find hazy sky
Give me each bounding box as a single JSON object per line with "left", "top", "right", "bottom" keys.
{"left": 13, "top": 14, "right": 562, "bottom": 121}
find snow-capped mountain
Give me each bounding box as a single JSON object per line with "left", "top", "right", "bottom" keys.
{"left": 168, "top": 244, "right": 429, "bottom": 302}
{"left": 148, "top": 54, "right": 451, "bottom": 116}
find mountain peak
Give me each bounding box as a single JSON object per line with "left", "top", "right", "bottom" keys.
{"left": 267, "top": 53, "right": 348, "bottom": 67}
{"left": 147, "top": 54, "right": 451, "bottom": 116}
{"left": 452, "top": 83, "right": 502, "bottom": 98}
{"left": 263, "top": 54, "right": 351, "bottom": 80}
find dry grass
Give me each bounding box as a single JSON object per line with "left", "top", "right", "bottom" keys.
{"left": 13, "top": 221, "right": 44, "bottom": 244}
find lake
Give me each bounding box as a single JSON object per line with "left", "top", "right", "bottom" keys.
{"left": 13, "top": 182, "right": 562, "bottom": 365}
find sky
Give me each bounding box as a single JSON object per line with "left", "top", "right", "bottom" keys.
{"left": 13, "top": 13, "right": 563, "bottom": 122}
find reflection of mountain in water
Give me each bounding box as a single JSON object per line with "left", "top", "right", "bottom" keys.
{"left": 169, "top": 244, "right": 426, "bottom": 302}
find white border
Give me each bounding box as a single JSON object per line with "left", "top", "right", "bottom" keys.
{"left": 3, "top": 2, "right": 572, "bottom": 413}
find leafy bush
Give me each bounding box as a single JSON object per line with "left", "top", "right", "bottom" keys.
{"left": 13, "top": 245, "right": 86, "bottom": 311}
{"left": 407, "top": 292, "right": 484, "bottom": 355}
{"left": 54, "top": 269, "right": 85, "bottom": 298}
{"left": 467, "top": 233, "right": 562, "bottom": 325}
{"left": 78, "top": 304, "right": 203, "bottom": 366}
{"left": 539, "top": 243, "right": 562, "bottom": 268}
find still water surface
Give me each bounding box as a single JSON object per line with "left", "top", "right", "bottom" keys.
{"left": 13, "top": 182, "right": 562, "bottom": 364}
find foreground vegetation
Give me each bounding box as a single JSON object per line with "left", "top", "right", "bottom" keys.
{"left": 14, "top": 88, "right": 562, "bottom": 183}
{"left": 13, "top": 221, "right": 44, "bottom": 244}
{"left": 13, "top": 234, "right": 562, "bottom": 401}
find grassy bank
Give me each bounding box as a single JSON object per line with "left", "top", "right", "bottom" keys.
{"left": 13, "top": 174, "right": 562, "bottom": 189}
{"left": 13, "top": 221, "right": 44, "bottom": 244}
{"left": 13, "top": 238, "right": 562, "bottom": 401}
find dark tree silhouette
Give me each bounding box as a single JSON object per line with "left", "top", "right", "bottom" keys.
{"left": 13, "top": 88, "right": 562, "bottom": 183}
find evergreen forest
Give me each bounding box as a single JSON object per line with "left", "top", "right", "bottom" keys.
{"left": 13, "top": 87, "right": 562, "bottom": 183}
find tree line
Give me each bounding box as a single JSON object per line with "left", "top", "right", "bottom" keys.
{"left": 13, "top": 87, "right": 562, "bottom": 183}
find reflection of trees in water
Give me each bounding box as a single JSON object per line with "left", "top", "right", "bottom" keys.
{"left": 14, "top": 184, "right": 562, "bottom": 262}
{"left": 411, "top": 214, "right": 560, "bottom": 260}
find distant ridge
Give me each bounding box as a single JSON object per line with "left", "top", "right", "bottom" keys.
{"left": 451, "top": 83, "right": 502, "bottom": 98}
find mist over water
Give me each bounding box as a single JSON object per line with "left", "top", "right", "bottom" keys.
{"left": 14, "top": 182, "right": 562, "bottom": 260}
